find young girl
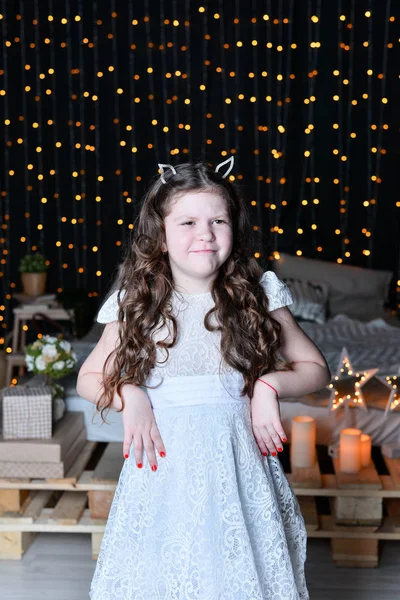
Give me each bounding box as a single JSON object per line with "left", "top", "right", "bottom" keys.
{"left": 77, "top": 157, "right": 331, "bottom": 600}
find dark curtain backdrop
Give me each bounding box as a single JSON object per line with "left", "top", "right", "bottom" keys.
{"left": 1, "top": 0, "right": 399, "bottom": 341}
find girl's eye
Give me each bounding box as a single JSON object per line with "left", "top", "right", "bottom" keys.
{"left": 181, "top": 220, "right": 226, "bottom": 225}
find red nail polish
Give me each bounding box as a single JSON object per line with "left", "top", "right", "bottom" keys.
{"left": 263, "top": 452, "right": 268, "bottom": 457}
{"left": 160, "top": 451, "right": 166, "bottom": 457}
{"left": 124, "top": 454, "right": 129, "bottom": 459}
{"left": 282, "top": 438, "right": 287, "bottom": 443}
{"left": 277, "top": 447, "right": 283, "bottom": 452}
{"left": 137, "top": 463, "right": 143, "bottom": 468}
{"left": 272, "top": 452, "right": 277, "bottom": 457}
{"left": 152, "top": 465, "right": 157, "bottom": 471}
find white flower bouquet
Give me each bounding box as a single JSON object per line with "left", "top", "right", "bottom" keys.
{"left": 25, "top": 335, "right": 77, "bottom": 380}
{"left": 25, "top": 335, "right": 78, "bottom": 422}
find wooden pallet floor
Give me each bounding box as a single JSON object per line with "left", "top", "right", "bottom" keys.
{"left": 1, "top": 442, "right": 400, "bottom": 565}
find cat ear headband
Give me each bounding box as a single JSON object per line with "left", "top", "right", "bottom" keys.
{"left": 157, "top": 156, "right": 234, "bottom": 184}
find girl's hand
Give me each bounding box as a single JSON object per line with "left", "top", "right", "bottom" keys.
{"left": 250, "top": 380, "right": 287, "bottom": 457}
{"left": 121, "top": 386, "right": 167, "bottom": 471}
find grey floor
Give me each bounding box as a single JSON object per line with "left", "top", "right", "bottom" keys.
{"left": 0, "top": 534, "right": 399, "bottom": 600}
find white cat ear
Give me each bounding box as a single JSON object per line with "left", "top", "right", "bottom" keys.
{"left": 215, "top": 156, "right": 234, "bottom": 179}
{"left": 158, "top": 164, "right": 177, "bottom": 184}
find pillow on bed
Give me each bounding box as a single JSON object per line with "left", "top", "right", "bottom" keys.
{"left": 274, "top": 253, "right": 392, "bottom": 321}
{"left": 282, "top": 277, "right": 329, "bottom": 325}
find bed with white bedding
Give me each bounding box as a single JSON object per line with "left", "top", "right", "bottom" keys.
{"left": 64, "top": 312, "right": 400, "bottom": 447}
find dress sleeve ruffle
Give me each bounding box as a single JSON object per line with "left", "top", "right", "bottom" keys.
{"left": 96, "top": 289, "right": 126, "bottom": 323}
{"left": 259, "top": 271, "right": 293, "bottom": 312}
{"left": 97, "top": 273, "right": 291, "bottom": 321}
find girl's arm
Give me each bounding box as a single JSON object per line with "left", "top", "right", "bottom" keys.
{"left": 76, "top": 371, "right": 132, "bottom": 411}
{"left": 258, "top": 306, "right": 331, "bottom": 398}
{"left": 77, "top": 322, "right": 167, "bottom": 468}
{"left": 76, "top": 322, "right": 141, "bottom": 410}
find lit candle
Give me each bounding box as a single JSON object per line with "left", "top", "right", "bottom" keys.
{"left": 339, "top": 428, "right": 362, "bottom": 474}
{"left": 290, "top": 416, "right": 316, "bottom": 468}
{"left": 360, "top": 433, "right": 372, "bottom": 468}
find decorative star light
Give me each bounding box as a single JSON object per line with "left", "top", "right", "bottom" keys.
{"left": 378, "top": 371, "right": 400, "bottom": 417}
{"left": 327, "top": 347, "right": 378, "bottom": 414}
{"left": 359, "top": 366, "right": 400, "bottom": 418}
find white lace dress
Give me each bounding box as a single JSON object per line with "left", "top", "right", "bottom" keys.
{"left": 90, "top": 271, "right": 309, "bottom": 600}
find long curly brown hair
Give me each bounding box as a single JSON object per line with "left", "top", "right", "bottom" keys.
{"left": 96, "top": 160, "right": 293, "bottom": 422}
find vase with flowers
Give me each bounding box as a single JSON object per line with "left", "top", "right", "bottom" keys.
{"left": 25, "top": 335, "right": 78, "bottom": 421}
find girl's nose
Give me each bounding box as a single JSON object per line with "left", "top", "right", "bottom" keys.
{"left": 197, "top": 227, "right": 214, "bottom": 240}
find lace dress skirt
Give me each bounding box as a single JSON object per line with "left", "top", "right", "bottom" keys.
{"left": 89, "top": 373, "right": 309, "bottom": 600}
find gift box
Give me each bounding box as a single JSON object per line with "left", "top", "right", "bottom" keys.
{"left": 0, "top": 385, "right": 53, "bottom": 439}
{"left": 0, "top": 411, "right": 87, "bottom": 478}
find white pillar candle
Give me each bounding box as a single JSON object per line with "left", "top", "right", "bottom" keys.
{"left": 360, "top": 434, "right": 372, "bottom": 468}
{"left": 290, "top": 416, "right": 316, "bottom": 468}
{"left": 339, "top": 428, "right": 362, "bottom": 474}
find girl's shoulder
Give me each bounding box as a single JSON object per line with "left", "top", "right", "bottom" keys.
{"left": 259, "top": 270, "right": 293, "bottom": 312}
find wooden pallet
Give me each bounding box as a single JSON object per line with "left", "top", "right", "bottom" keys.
{"left": 0, "top": 439, "right": 109, "bottom": 560}
{"left": 288, "top": 445, "right": 400, "bottom": 568}
{"left": 1, "top": 443, "right": 400, "bottom": 565}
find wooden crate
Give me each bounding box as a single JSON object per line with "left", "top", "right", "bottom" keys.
{"left": 1, "top": 443, "right": 400, "bottom": 565}
{"left": 287, "top": 445, "right": 400, "bottom": 568}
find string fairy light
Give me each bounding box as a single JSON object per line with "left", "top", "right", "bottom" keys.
{"left": 218, "top": 0, "right": 230, "bottom": 154}
{"left": 338, "top": 0, "right": 356, "bottom": 264}
{"left": 265, "top": 1, "right": 274, "bottom": 243}
{"left": 127, "top": 0, "right": 138, "bottom": 223}
{"left": 18, "top": 0, "right": 31, "bottom": 250}
{"left": 48, "top": 0, "right": 65, "bottom": 289}
{"left": 33, "top": 0, "right": 46, "bottom": 252}
{"left": 77, "top": 0, "right": 88, "bottom": 287}
{"left": 365, "top": 0, "right": 391, "bottom": 264}
{"left": 252, "top": 0, "right": 262, "bottom": 225}
{"left": 200, "top": 1, "right": 209, "bottom": 157}
{"left": 171, "top": 0, "right": 180, "bottom": 153}
{"left": 159, "top": 0, "right": 172, "bottom": 158}
{"left": 110, "top": 0, "right": 126, "bottom": 246}
{"left": 92, "top": 0, "right": 103, "bottom": 287}
{"left": 233, "top": 0, "right": 240, "bottom": 169}
{"left": 306, "top": 5, "right": 320, "bottom": 254}
{"left": 272, "top": 0, "right": 294, "bottom": 255}
{"left": 144, "top": 0, "right": 160, "bottom": 165}
{"left": 1, "top": 0, "right": 11, "bottom": 341}
{"left": 296, "top": 1, "right": 321, "bottom": 258}
{"left": 184, "top": 0, "right": 193, "bottom": 157}
{"left": 365, "top": 0, "right": 374, "bottom": 265}
{"left": 65, "top": 1, "right": 81, "bottom": 287}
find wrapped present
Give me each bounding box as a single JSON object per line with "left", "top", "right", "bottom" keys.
{"left": 0, "top": 410, "right": 84, "bottom": 462}
{"left": 1, "top": 385, "right": 53, "bottom": 439}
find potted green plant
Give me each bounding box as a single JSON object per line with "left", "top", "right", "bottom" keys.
{"left": 19, "top": 252, "right": 49, "bottom": 296}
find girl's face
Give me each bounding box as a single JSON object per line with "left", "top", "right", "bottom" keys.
{"left": 163, "top": 191, "right": 233, "bottom": 294}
